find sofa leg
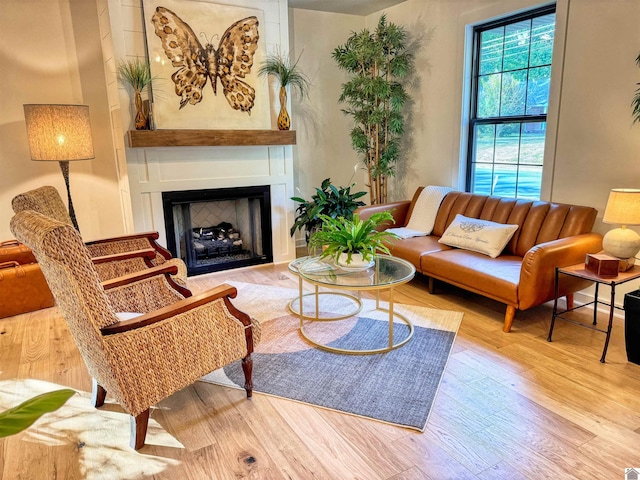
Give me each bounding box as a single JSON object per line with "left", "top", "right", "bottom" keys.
{"left": 503, "top": 305, "right": 516, "bottom": 333}
{"left": 428, "top": 277, "right": 435, "bottom": 294}
{"left": 566, "top": 293, "right": 574, "bottom": 310}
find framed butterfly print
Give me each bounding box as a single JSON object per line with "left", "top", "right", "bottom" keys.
{"left": 142, "top": 0, "right": 271, "bottom": 130}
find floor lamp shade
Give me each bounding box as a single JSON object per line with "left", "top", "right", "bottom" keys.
{"left": 23, "top": 104, "right": 95, "bottom": 231}
{"left": 23, "top": 104, "right": 94, "bottom": 161}
{"left": 602, "top": 189, "right": 640, "bottom": 265}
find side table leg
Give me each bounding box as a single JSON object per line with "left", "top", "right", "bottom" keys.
{"left": 548, "top": 267, "right": 560, "bottom": 342}
{"left": 600, "top": 285, "right": 616, "bottom": 363}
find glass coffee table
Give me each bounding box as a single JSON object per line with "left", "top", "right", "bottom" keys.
{"left": 293, "top": 254, "right": 416, "bottom": 355}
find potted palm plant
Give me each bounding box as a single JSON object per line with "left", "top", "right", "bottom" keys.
{"left": 117, "top": 58, "right": 154, "bottom": 130}
{"left": 258, "top": 50, "right": 310, "bottom": 130}
{"left": 309, "top": 211, "right": 398, "bottom": 268}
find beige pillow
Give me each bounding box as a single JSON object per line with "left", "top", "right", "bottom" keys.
{"left": 439, "top": 214, "right": 518, "bottom": 258}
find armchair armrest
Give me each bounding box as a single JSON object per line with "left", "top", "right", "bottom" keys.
{"left": 519, "top": 233, "right": 603, "bottom": 310}
{"left": 85, "top": 231, "right": 172, "bottom": 260}
{"left": 101, "top": 263, "right": 191, "bottom": 298}
{"left": 356, "top": 200, "right": 412, "bottom": 230}
{"left": 92, "top": 248, "right": 156, "bottom": 267}
{"left": 101, "top": 283, "right": 241, "bottom": 335}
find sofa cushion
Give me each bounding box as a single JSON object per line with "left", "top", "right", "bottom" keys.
{"left": 438, "top": 214, "right": 518, "bottom": 258}
{"left": 387, "top": 235, "right": 450, "bottom": 269}
{"left": 422, "top": 249, "right": 521, "bottom": 305}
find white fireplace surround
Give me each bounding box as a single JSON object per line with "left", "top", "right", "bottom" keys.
{"left": 126, "top": 145, "right": 295, "bottom": 266}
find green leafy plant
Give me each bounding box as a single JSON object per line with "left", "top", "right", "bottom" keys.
{"left": 291, "top": 178, "right": 366, "bottom": 242}
{"left": 633, "top": 52, "right": 640, "bottom": 124}
{"left": 0, "top": 389, "right": 75, "bottom": 438}
{"left": 308, "top": 211, "right": 398, "bottom": 264}
{"left": 333, "top": 14, "right": 414, "bottom": 205}
{"left": 116, "top": 58, "right": 154, "bottom": 91}
{"left": 258, "top": 50, "right": 310, "bottom": 98}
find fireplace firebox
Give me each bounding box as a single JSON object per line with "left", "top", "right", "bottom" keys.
{"left": 162, "top": 186, "right": 273, "bottom": 276}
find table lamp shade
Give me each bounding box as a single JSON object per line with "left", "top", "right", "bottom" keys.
{"left": 23, "top": 104, "right": 94, "bottom": 161}
{"left": 602, "top": 189, "right": 640, "bottom": 225}
{"left": 602, "top": 189, "right": 640, "bottom": 266}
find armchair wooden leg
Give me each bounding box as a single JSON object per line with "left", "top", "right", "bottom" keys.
{"left": 130, "top": 409, "right": 150, "bottom": 450}
{"left": 242, "top": 355, "right": 253, "bottom": 398}
{"left": 91, "top": 379, "right": 106, "bottom": 408}
{"left": 503, "top": 305, "right": 516, "bottom": 333}
{"left": 566, "top": 293, "right": 574, "bottom": 310}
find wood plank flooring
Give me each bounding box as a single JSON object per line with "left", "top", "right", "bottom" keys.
{"left": 1, "top": 262, "right": 640, "bottom": 479}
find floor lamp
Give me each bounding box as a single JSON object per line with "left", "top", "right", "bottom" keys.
{"left": 23, "top": 104, "right": 95, "bottom": 232}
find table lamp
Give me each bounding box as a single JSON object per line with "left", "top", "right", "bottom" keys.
{"left": 602, "top": 188, "right": 640, "bottom": 270}
{"left": 23, "top": 104, "right": 94, "bottom": 232}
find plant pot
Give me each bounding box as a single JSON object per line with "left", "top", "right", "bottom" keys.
{"left": 336, "top": 252, "right": 374, "bottom": 269}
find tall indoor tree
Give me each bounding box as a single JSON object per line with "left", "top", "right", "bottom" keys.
{"left": 633, "top": 52, "right": 640, "bottom": 123}
{"left": 333, "top": 15, "right": 413, "bottom": 204}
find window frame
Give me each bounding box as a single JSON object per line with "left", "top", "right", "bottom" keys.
{"left": 465, "top": 4, "right": 556, "bottom": 199}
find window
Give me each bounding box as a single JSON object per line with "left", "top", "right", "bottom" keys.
{"left": 466, "top": 5, "right": 555, "bottom": 200}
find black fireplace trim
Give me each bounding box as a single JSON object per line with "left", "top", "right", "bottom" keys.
{"left": 162, "top": 186, "right": 273, "bottom": 276}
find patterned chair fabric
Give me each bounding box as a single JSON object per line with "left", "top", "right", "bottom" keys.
{"left": 11, "top": 185, "right": 188, "bottom": 285}
{"left": 10, "top": 210, "right": 260, "bottom": 449}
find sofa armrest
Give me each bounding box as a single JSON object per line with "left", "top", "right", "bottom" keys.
{"left": 518, "top": 233, "right": 603, "bottom": 310}
{"left": 355, "top": 200, "right": 412, "bottom": 230}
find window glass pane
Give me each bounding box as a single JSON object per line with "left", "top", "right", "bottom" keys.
{"left": 530, "top": 14, "right": 555, "bottom": 67}
{"left": 491, "top": 164, "right": 518, "bottom": 197}
{"left": 474, "top": 124, "right": 496, "bottom": 163}
{"left": 503, "top": 20, "right": 531, "bottom": 71}
{"left": 470, "top": 163, "right": 494, "bottom": 196}
{"left": 477, "top": 74, "right": 501, "bottom": 118}
{"left": 479, "top": 27, "right": 504, "bottom": 75}
{"left": 516, "top": 165, "right": 543, "bottom": 199}
{"left": 500, "top": 70, "right": 527, "bottom": 116}
{"left": 495, "top": 123, "right": 521, "bottom": 165}
{"left": 526, "top": 66, "right": 551, "bottom": 114}
{"left": 520, "top": 125, "right": 546, "bottom": 165}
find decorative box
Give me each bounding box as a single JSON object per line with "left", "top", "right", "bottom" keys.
{"left": 585, "top": 253, "right": 619, "bottom": 278}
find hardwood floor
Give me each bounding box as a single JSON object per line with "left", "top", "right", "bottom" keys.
{"left": 1, "top": 262, "right": 639, "bottom": 479}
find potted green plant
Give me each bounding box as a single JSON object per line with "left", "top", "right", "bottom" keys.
{"left": 332, "top": 15, "right": 414, "bottom": 204}
{"left": 309, "top": 211, "right": 398, "bottom": 268}
{"left": 291, "top": 178, "right": 366, "bottom": 243}
{"left": 117, "top": 58, "right": 155, "bottom": 130}
{"left": 258, "top": 50, "right": 310, "bottom": 130}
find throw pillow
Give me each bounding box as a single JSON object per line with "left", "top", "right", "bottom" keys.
{"left": 438, "top": 214, "right": 518, "bottom": 258}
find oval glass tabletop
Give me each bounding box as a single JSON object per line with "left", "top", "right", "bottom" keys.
{"left": 298, "top": 255, "right": 415, "bottom": 289}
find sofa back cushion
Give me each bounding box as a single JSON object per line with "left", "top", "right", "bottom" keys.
{"left": 430, "top": 191, "right": 597, "bottom": 257}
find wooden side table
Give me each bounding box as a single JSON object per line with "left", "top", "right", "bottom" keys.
{"left": 548, "top": 264, "right": 640, "bottom": 362}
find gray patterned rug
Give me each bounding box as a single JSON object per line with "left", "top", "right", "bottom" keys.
{"left": 200, "top": 281, "right": 462, "bottom": 431}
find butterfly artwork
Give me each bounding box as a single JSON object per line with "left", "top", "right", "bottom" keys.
{"left": 150, "top": 6, "right": 260, "bottom": 115}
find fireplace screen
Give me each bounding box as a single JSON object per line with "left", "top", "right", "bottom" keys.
{"left": 163, "top": 186, "right": 272, "bottom": 276}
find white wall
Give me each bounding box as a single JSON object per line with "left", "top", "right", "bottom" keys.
{"left": 0, "top": 0, "right": 124, "bottom": 241}
{"left": 290, "top": 9, "right": 365, "bottom": 203}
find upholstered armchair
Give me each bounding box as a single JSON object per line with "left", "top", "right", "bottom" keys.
{"left": 11, "top": 210, "right": 260, "bottom": 449}
{"left": 12, "top": 185, "right": 188, "bottom": 285}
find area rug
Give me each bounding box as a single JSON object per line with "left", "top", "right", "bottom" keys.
{"left": 200, "top": 281, "right": 463, "bottom": 431}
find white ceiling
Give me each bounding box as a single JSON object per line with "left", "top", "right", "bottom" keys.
{"left": 288, "top": 0, "right": 407, "bottom": 16}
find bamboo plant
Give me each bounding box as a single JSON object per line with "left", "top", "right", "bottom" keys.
{"left": 633, "top": 52, "right": 640, "bottom": 123}
{"left": 332, "top": 15, "right": 414, "bottom": 204}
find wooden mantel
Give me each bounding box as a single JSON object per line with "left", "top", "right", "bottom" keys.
{"left": 127, "top": 129, "right": 297, "bottom": 148}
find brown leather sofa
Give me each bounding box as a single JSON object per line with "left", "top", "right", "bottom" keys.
{"left": 357, "top": 188, "right": 603, "bottom": 332}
